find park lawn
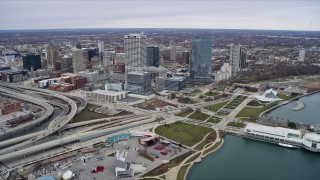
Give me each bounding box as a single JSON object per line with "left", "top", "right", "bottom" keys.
{"left": 236, "top": 103, "right": 276, "bottom": 118}
{"left": 189, "top": 111, "right": 211, "bottom": 121}
{"left": 94, "top": 143, "right": 106, "bottom": 148}
{"left": 227, "top": 122, "right": 246, "bottom": 128}
{"left": 247, "top": 100, "right": 261, "bottom": 107}
{"left": 223, "top": 96, "right": 247, "bottom": 109}
{"left": 204, "top": 91, "right": 220, "bottom": 96}
{"left": 203, "top": 140, "right": 222, "bottom": 156}
{"left": 155, "top": 121, "right": 212, "bottom": 146}
{"left": 277, "top": 94, "right": 292, "bottom": 101}
{"left": 175, "top": 111, "right": 193, "bottom": 117}
{"left": 204, "top": 100, "right": 230, "bottom": 112}
{"left": 207, "top": 116, "right": 222, "bottom": 123}
{"left": 177, "top": 164, "right": 191, "bottom": 180}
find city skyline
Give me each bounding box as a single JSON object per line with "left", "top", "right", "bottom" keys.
{"left": 1, "top": 1, "right": 320, "bottom": 31}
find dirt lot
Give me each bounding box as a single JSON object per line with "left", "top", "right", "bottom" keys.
{"left": 134, "top": 99, "right": 177, "bottom": 110}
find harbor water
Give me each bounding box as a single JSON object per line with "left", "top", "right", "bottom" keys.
{"left": 187, "top": 135, "right": 320, "bottom": 180}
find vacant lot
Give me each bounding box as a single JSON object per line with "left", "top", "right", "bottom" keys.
{"left": 135, "top": 98, "right": 176, "bottom": 110}
{"left": 155, "top": 121, "right": 212, "bottom": 146}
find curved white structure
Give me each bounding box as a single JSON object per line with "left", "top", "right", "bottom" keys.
{"left": 302, "top": 133, "right": 320, "bottom": 152}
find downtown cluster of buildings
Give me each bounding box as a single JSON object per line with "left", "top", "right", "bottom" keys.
{"left": 0, "top": 30, "right": 312, "bottom": 99}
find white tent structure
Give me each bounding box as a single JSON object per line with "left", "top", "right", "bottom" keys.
{"left": 254, "top": 89, "right": 282, "bottom": 102}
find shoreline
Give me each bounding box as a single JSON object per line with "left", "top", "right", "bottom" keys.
{"left": 184, "top": 138, "right": 225, "bottom": 180}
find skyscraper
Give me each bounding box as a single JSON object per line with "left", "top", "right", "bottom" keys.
{"left": 72, "top": 49, "right": 88, "bottom": 73}
{"left": 229, "top": 44, "right": 246, "bottom": 76}
{"left": 124, "top": 33, "right": 147, "bottom": 71}
{"left": 298, "top": 49, "right": 305, "bottom": 62}
{"left": 147, "top": 46, "right": 160, "bottom": 67}
{"left": 46, "top": 42, "right": 59, "bottom": 69}
{"left": 22, "top": 54, "right": 41, "bottom": 71}
{"left": 98, "top": 41, "right": 105, "bottom": 54}
{"left": 182, "top": 51, "right": 189, "bottom": 65}
{"left": 189, "top": 36, "right": 213, "bottom": 84}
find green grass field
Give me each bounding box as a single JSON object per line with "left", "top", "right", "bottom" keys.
{"left": 204, "top": 100, "right": 230, "bottom": 112}
{"left": 155, "top": 121, "right": 212, "bottom": 146}
{"left": 277, "top": 94, "right": 292, "bottom": 101}
{"left": 175, "top": 111, "right": 193, "bottom": 117}
{"left": 247, "top": 100, "right": 261, "bottom": 106}
{"left": 224, "top": 96, "right": 247, "bottom": 109}
{"left": 177, "top": 164, "right": 191, "bottom": 180}
{"left": 227, "top": 122, "right": 246, "bottom": 128}
{"left": 204, "top": 91, "right": 220, "bottom": 97}
{"left": 207, "top": 116, "right": 222, "bottom": 123}
{"left": 236, "top": 103, "right": 276, "bottom": 118}
{"left": 189, "top": 111, "right": 211, "bottom": 121}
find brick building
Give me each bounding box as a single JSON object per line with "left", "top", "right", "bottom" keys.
{"left": 0, "top": 101, "right": 21, "bottom": 115}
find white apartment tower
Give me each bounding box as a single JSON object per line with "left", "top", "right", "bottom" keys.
{"left": 298, "top": 49, "right": 305, "bottom": 62}
{"left": 229, "top": 44, "right": 246, "bottom": 76}
{"left": 124, "top": 33, "right": 147, "bottom": 71}
{"left": 98, "top": 41, "right": 105, "bottom": 54}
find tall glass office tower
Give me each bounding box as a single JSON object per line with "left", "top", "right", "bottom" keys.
{"left": 189, "top": 36, "right": 213, "bottom": 84}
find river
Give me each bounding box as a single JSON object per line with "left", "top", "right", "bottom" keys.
{"left": 187, "top": 136, "right": 320, "bottom": 180}
{"left": 267, "top": 93, "right": 320, "bottom": 125}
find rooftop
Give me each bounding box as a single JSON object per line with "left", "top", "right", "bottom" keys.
{"left": 245, "top": 123, "right": 302, "bottom": 137}
{"left": 92, "top": 89, "right": 127, "bottom": 96}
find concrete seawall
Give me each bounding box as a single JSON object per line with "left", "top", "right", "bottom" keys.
{"left": 292, "top": 101, "right": 304, "bottom": 111}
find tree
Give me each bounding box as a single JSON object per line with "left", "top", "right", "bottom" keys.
{"left": 288, "top": 121, "right": 297, "bottom": 129}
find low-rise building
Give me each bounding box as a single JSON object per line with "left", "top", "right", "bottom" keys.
{"left": 165, "top": 77, "right": 186, "bottom": 91}
{"left": 90, "top": 89, "right": 128, "bottom": 102}
{"left": 0, "top": 100, "right": 21, "bottom": 115}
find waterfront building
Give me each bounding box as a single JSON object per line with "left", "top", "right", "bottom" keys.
{"left": 22, "top": 54, "right": 41, "bottom": 71}
{"left": 229, "top": 44, "right": 246, "bottom": 76}
{"left": 302, "top": 133, "right": 320, "bottom": 152}
{"left": 72, "top": 49, "right": 88, "bottom": 73}
{"left": 254, "top": 89, "right": 281, "bottom": 102}
{"left": 147, "top": 46, "right": 160, "bottom": 67}
{"left": 244, "top": 123, "right": 302, "bottom": 145}
{"left": 189, "top": 36, "right": 213, "bottom": 84}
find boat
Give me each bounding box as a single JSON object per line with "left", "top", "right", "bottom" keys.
{"left": 278, "top": 143, "right": 300, "bottom": 149}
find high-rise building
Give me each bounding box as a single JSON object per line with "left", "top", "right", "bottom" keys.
{"left": 72, "top": 49, "right": 89, "bottom": 73}
{"left": 98, "top": 41, "right": 105, "bottom": 54}
{"left": 189, "top": 36, "right": 213, "bottom": 84}
{"left": 124, "top": 33, "right": 147, "bottom": 71}
{"left": 61, "top": 56, "right": 73, "bottom": 71}
{"left": 46, "top": 42, "right": 59, "bottom": 69}
{"left": 298, "top": 49, "right": 305, "bottom": 62}
{"left": 147, "top": 46, "right": 160, "bottom": 67}
{"left": 182, "top": 51, "right": 189, "bottom": 65}
{"left": 229, "top": 44, "right": 246, "bottom": 76}
{"left": 22, "top": 54, "right": 41, "bottom": 71}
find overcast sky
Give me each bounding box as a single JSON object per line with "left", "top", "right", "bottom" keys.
{"left": 1, "top": 1, "right": 319, "bottom": 31}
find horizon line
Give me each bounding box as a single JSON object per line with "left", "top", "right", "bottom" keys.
{"left": 0, "top": 27, "right": 319, "bottom": 32}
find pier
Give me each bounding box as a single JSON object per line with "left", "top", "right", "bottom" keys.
{"left": 292, "top": 101, "right": 304, "bottom": 111}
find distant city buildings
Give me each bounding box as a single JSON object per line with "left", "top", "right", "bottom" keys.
{"left": 147, "top": 46, "right": 160, "bottom": 67}
{"left": 72, "top": 49, "right": 88, "bottom": 73}
{"left": 229, "top": 44, "right": 246, "bottom": 76}
{"left": 189, "top": 36, "right": 213, "bottom": 84}
{"left": 298, "top": 49, "right": 305, "bottom": 62}
{"left": 45, "top": 42, "right": 59, "bottom": 69}
{"left": 22, "top": 54, "right": 41, "bottom": 71}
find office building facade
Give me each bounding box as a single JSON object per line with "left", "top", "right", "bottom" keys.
{"left": 124, "top": 33, "right": 147, "bottom": 71}
{"left": 72, "top": 49, "right": 88, "bottom": 73}
{"left": 147, "top": 46, "right": 160, "bottom": 67}
{"left": 189, "top": 36, "right": 213, "bottom": 84}
{"left": 22, "top": 54, "right": 41, "bottom": 71}
{"left": 46, "top": 42, "right": 59, "bottom": 69}
{"left": 298, "top": 49, "right": 305, "bottom": 62}
{"left": 229, "top": 44, "right": 246, "bottom": 76}
{"left": 126, "top": 72, "right": 152, "bottom": 95}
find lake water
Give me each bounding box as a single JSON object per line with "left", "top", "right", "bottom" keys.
{"left": 267, "top": 93, "right": 320, "bottom": 125}
{"left": 187, "top": 135, "right": 320, "bottom": 180}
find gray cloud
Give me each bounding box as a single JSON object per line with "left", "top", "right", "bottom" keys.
{"left": 0, "top": 1, "right": 319, "bottom": 30}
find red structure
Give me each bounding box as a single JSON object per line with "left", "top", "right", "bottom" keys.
{"left": 0, "top": 101, "right": 21, "bottom": 115}
{"left": 182, "top": 51, "right": 189, "bottom": 65}
{"left": 47, "top": 75, "right": 87, "bottom": 92}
